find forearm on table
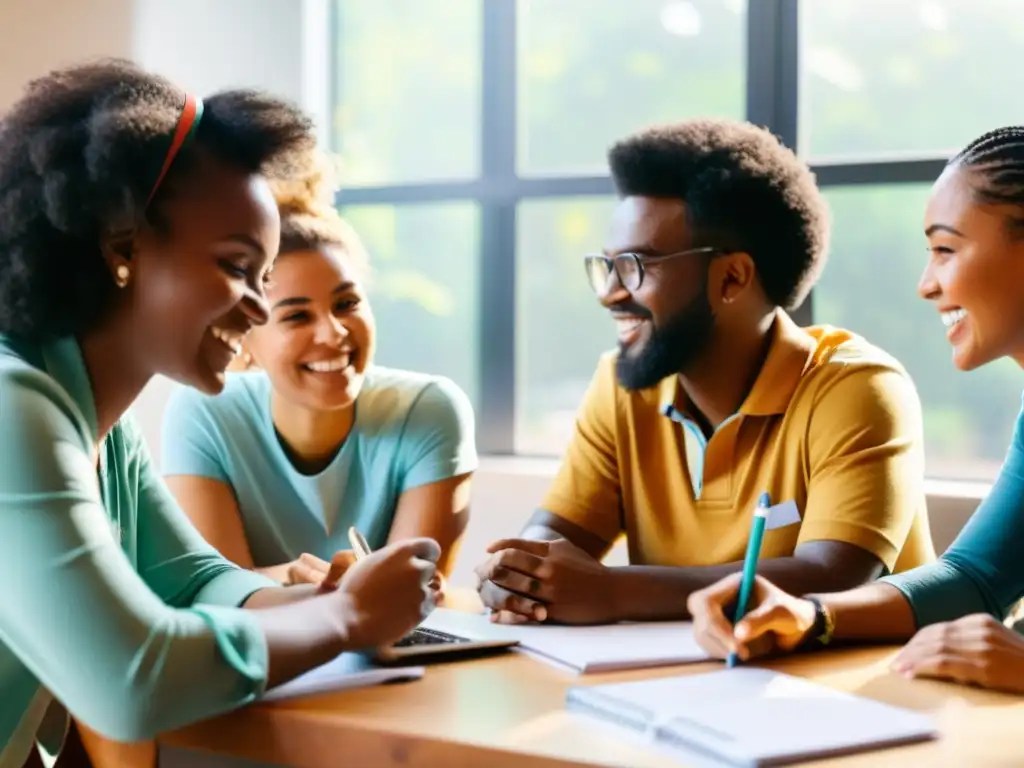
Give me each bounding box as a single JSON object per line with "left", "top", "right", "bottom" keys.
{"left": 607, "top": 556, "right": 878, "bottom": 623}
{"left": 247, "top": 592, "right": 351, "bottom": 689}
{"left": 814, "top": 581, "right": 918, "bottom": 642}
{"left": 866, "top": 556, "right": 1008, "bottom": 636}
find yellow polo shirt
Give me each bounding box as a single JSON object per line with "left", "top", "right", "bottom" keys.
{"left": 542, "top": 310, "right": 935, "bottom": 574}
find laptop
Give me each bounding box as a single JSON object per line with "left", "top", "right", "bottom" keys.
{"left": 347, "top": 527, "right": 519, "bottom": 663}
{"left": 375, "top": 607, "right": 519, "bottom": 662}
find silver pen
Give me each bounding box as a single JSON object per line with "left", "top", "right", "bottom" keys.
{"left": 347, "top": 526, "right": 372, "bottom": 560}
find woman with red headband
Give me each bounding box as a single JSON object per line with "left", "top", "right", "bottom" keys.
{"left": 0, "top": 59, "right": 438, "bottom": 767}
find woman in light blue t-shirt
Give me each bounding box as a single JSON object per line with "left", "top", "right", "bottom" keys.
{"left": 162, "top": 170, "right": 477, "bottom": 592}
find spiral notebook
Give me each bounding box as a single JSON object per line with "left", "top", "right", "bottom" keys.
{"left": 566, "top": 667, "right": 938, "bottom": 766}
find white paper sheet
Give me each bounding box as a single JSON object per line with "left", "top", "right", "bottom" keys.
{"left": 421, "top": 608, "right": 709, "bottom": 673}
{"left": 567, "top": 668, "right": 938, "bottom": 766}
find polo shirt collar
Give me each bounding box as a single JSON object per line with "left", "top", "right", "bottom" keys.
{"left": 739, "top": 310, "right": 818, "bottom": 416}
{"left": 659, "top": 309, "right": 817, "bottom": 421}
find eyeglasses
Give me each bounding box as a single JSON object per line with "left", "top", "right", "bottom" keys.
{"left": 583, "top": 247, "right": 721, "bottom": 295}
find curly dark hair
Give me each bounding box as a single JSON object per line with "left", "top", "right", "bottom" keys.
{"left": 608, "top": 118, "right": 829, "bottom": 310}
{"left": 0, "top": 58, "right": 316, "bottom": 339}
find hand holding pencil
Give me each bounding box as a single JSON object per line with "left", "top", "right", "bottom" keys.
{"left": 686, "top": 493, "right": 819, "bottom": 663}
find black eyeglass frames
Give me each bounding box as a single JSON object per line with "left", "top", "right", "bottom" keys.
{"left": 583, "top": 246, "right": 721, "bottom": 294}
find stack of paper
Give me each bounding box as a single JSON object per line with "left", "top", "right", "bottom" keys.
{"left": 421, "top": 608, "right": 710, "bottom": 673}
{"left": 505, "top": 621, "right": 709, "bottom": 673}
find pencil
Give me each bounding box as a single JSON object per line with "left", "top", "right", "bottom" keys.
{"left": 727, "top": 491, "right": 771, "bottom": 668}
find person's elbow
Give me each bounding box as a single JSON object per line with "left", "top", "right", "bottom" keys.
{"left": 827, "top": 558, "right": 886, "bottom": 591}
{"left": 792, "top": 540, "right": 886, "bottom": 592}
{"left": 81, "top": 711, "right": 160, "bottom": 743}
{"left": 75, "top": 694, "right": 182, "bottom": 742}
{"left": 61, "top": 613, "right": 262, "bottom": 741}
{"left": 74, "top": 681, "right": 253, "bottom": 742}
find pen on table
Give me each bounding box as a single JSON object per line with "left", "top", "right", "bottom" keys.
{"left": 348, "top": 526, "right": 372, "bottom": 560}
{"left": 727, "top": 491, "right": 771, "bottom": 669}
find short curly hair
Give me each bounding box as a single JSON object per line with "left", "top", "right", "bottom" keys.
{"left": 0, "top": 57, "right": 317, "bottom": 339}
{"left": 270, "top": 152, "right": 369, "bottom": 275}
{"left": 608, "top": 118, "right": 829, "bottom": 310}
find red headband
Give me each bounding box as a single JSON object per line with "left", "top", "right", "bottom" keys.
{"left": 145, "top": 93, "right": 204, "bottom": 207}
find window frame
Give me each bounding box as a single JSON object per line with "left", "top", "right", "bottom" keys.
{"left": 330, "top": 0, "right": 950, "bottom": 456}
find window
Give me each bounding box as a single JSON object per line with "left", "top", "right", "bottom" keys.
{"left": 516, "top": 197, "right": 616, "bottom": 454}
{"left": 801, "top": 0, "right": 1024, "bottom": 159}
{"left": 815, "top": 186, "right": 1021, "bottom": 480}
{"left": 331, "top": 0, "right": 1017, "bottom": 481}
{"left": 331, "top": 0, "right": 481, "bottom": 185}
{"left": 517, "top": 0, "right": 745, "bottom": 176}
{"left": 341, "top": 203, "right": 480, "bottom": 408}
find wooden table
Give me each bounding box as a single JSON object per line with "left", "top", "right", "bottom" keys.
{"left": 82, "top": 596, "right": 1024, "bottom": 768}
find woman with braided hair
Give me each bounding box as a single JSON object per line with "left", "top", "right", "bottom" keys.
{"left": 687, "top": 126, "right": 1024, "bottom": 695}
{"left": 0, "top": 59, "right": 439, "bottom": 767}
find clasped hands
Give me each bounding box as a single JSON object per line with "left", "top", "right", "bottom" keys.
{"left": 474, "top": 537, "right": 616, "bottom": 625}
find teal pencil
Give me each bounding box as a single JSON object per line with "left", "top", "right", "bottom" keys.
{"left": 727, "top": 491, "right": 771, "bottom": 668}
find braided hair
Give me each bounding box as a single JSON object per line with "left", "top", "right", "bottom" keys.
{"left": 950, "top": 127, "right": 1024, "bottom": 206}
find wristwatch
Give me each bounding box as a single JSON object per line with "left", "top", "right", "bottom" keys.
{"left": 803, "top": 596, "right": 835, "bottom": 648}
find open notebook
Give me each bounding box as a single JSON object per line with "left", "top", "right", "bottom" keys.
{"left": 566, "top": 667, "right": 938, "bottom": 766}
{"left": 261, "top": 653, "right": 423, "bottom": 702}
{"left": 422, "top": 608, "right": 710, "bottom": 673}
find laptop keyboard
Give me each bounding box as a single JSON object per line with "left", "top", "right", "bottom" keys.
{"left": 393, "top": 627, "right": 473, "bottom": 648}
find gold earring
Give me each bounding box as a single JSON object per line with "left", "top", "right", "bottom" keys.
{"left": 114, "top": 265, "right": 130, "bottom": 288}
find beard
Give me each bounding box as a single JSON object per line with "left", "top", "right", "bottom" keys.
{"left": 615, "top": 289, "right": 715, "bottom": 391}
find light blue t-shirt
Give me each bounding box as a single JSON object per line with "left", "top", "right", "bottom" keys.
{"left": 160, "top": 366, "right": 477, "bottom": 566}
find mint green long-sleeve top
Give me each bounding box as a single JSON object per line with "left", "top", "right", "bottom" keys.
{"left": 0, "top": 335, "right": 277, "bottom": 767}
{"left": 882, "top": 398, "right": 1024, "bottom": 626}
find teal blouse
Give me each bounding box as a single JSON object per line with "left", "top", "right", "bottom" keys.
{"left": 883, "top": 397, "right": 1024, "bottom": 626}
{"left": 0, "top": 336, "right": 276, "bottom": 767}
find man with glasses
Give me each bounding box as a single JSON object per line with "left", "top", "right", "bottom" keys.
{"left": 475, "top": 118, "right": 935, "bottom": 625}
